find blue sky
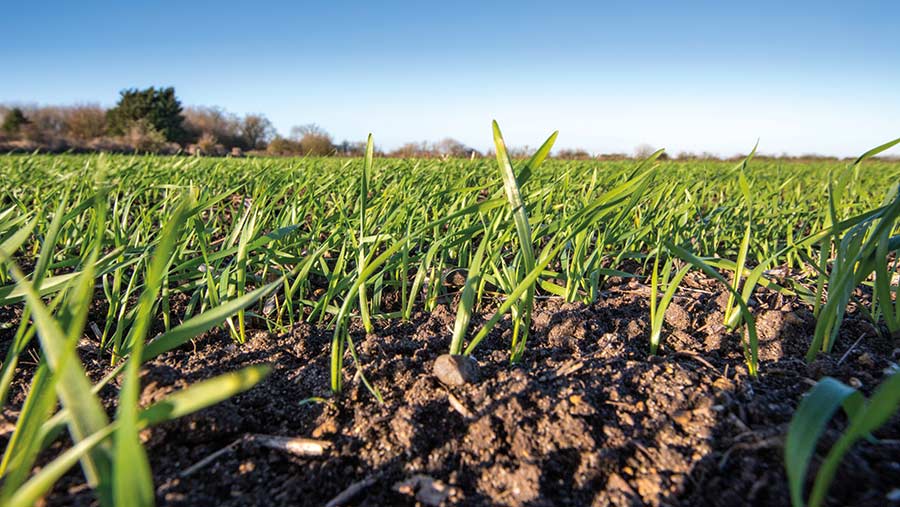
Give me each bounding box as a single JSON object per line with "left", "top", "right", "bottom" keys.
{"left": 3, "top": 0, "right": 899, "bottom": 156}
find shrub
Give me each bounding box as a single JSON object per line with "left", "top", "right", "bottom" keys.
{"left": 65, "top": 105, "right": 107, "bottom": 142}
{"left": 1, "top": 108, "right": 30, "bottom": 135}
{"left": 87, "top": 137, "right": 134, "bottom": 153}
{"left": 124, "top": 119, "right": 171, "bottom": 153}
{"left": 555, "top": 148, "right": 592, "bottom": 160}
{"left": 190, "top": 132, "right": 226, "bottom": 156}
{"left": 22, "top": 106, "right": 68, "bottom": 142}
{"left": 288, "top": 124, "right": 335, "bottom": 156}
{"left": 266, "top": 136, "right": 303, "bottom": 156}
{"left": 183, "top": 106, "right": 241, "bottom": 148}
{"left": 107, "top": 87, "right": 186, "bottom": 143}
{"left": 299, "top": 133, "right": 334, "bottom": 156}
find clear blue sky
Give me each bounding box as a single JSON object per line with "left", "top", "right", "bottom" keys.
{"left": 3, "top": 0, "right": 899, "bottom": 156}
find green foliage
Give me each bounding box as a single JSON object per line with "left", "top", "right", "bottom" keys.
{"left": 106, "top": 87, "right": 186, "bottom": 142}
{"left": 665, "top": 241, "right": 760, "bottom": 376}
{"left": 786, "top": 373, "right": 900, "bottom": 507}
{"left": 450, "top": 226, "right": 489, "bottom": 355}
{"left": 491, "top": 120, "right": 545, "bottom": 362}
{"left": 723, "top": 143, "right": 757, "bottom": 329}
{"left": 357, "top": 134, "right": 375, "bottom": 334}
{"left": 0, "top": 178, "right": 275, "bottom": 505}
{"left": 1, "top": 107, "right": 30, "bottom": 135}
{"left": 0, "top": 128, "right": 899, "bottom": 506}
{"left": 648, "top": 248, "right": 691, "bottom": 354}
{"left": 808, "top": 137, "right": 900, "bottom": 358}
{"left": 807, "top": 185, "right": 900, "bottom": 358}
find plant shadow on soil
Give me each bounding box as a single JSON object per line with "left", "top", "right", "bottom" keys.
{"left": 1, "top": 273, "right": 898, "bottom": 506}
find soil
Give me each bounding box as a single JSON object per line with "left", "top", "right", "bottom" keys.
{"left": 1, "top": 273, "right": 899, "bottom": 506}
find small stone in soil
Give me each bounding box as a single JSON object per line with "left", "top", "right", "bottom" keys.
{"left": 433, "top": 354, "right": 479, "bottom": 386}
{"left": 394, "top": 474, "right": 450, "bottom": 506}
{"left": 857, "top": 352, "right": 875, "bottom": 368}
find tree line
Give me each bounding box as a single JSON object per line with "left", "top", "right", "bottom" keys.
{"left": 0, "top": 86, "right": 647, "bottom": 159}
{"left": 2, "top": 87, "right": 280, "bottom": 156}
{"left": 1, "top": 87, "right": 880, "bottom": 160}
{"left": 0, "top": 86, "right": 486, "bottom": 158}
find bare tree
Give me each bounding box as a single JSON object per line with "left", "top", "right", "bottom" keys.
{"left": 241, "top": 114, "right": 276, "bottom": 149}
{"left": 282, "top": 124, "right": 333, "bottom": 156}
{"left": 19, "top": 105, "right": 67, "bottom": 143}
{"left": 555, "top": 148, "right": 592, "bottom": 160}
{"left": 64, "top": 104, "right": 107, "bottom": 141}
{"left": 436, "top": 138, "right": 479, "bottom": 158}
{"left": 634, "top": 143, "right": 656, "bottom": 159}
{"left": 335, "top": 140, "right": 368, "bottom": 156}
{"left": 183, "top": 106, "right": 242, "bottom": 148}
{"left": 289, "top": 123, "right": 327, "bottom": 141}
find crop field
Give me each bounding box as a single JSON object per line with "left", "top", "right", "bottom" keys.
{"left": 0, "top": 127, "right": 899, "bottom": 506}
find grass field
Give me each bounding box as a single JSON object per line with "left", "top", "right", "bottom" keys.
{"left": 1, "top": 130, "right": 899, "bottom": 506}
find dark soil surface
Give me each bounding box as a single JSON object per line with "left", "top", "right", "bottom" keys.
{"left": 2, "top": 274, "right": 899, "bottom": 506}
